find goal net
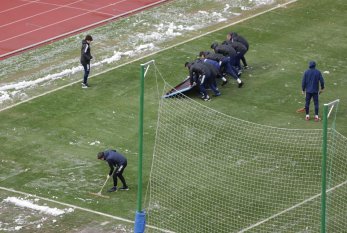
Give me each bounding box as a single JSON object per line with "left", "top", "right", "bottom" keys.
{"left": 145, "top": 86, "right": 347, "bottom": 232}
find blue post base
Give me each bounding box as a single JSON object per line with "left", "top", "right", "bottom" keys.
{"left": 134, "top": 211, "right": 146, "bottom": 233}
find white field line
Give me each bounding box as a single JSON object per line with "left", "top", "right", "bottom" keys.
{"left": 238, "top": 179, "right": 347, "bottom": 233}
{"left": 0, "top": 0, "right": 298, "bottom": 113}
{"left": 0, "top": 186, "right": 175, "bottom": 233}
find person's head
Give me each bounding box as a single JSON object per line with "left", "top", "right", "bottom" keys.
{"left": 199, "top": 51, "right": 206, "bottom": 58}
{"left": 184, "top": 61, "right": 191, "bottom": 69}
{"left": 226, "top": 33, "right": 232, "bottom": 41}
{"left": 210, "top": 42, "right": 218, "bottom": 50}
{"left": 97, "top": 151, "right": 104, "bottom": 160}
{"left": 309, "top": 61, "right": 316, "bottom": 68}
{"left": 85, "top": 35, "right": 93, "bottom": 42}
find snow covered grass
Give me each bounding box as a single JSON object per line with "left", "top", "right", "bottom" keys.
{"left": 0, "top": 190, "right": 133, "bottom": 232}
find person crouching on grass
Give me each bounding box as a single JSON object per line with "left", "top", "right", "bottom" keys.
{"left": 97, "top": 149, "right": 129, "bottom": 192}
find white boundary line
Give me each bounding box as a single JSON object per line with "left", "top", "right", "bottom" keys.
{"left": 0, "top": 186, "right": 174, "bottom": 232}
{"left": 0, "top": 0, "right": 298, "bottom": 113}
{"left": 238, "top": 179, "right": 347, "bottom": 232}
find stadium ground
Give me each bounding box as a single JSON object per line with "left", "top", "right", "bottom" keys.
{"left": 0, "top": 0, "right": 346, "bottom": 232}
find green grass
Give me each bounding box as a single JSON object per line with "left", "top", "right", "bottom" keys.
{"left": 0, "top": 0, "right": 347, "bottom": 232}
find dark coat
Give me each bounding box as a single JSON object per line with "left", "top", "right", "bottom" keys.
{"left": 80, "top": 40, "right": 92, "bottom": 65}
{"left": 104, "top": 150, "right": 127, "bottom": 176}
{"left": 232, "top": 32, "right": 249, "bottom": 50}
{"left": 214, "top": 44, "right": 237, "bottom": 57}
{"left": 302, "top": 61, "right": 325, "bottom": 93}
{"left": 223, "top": 41, "right": 247, "bottom": 55}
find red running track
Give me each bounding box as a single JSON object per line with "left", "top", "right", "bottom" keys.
{"left": 0, "top": 0, "right": 170, "bottom": 60}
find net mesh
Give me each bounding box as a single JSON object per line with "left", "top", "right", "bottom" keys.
{"left": 145, "top": 84, "right": 347, "bottom": 232}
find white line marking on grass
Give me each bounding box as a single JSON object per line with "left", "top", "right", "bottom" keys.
{"left": 0, "top": 0, "right": 298, "bottom": 114}
{"left": 238, "top": 179, "right": 347, "bottom": 232}
{"left": 0, "top": 186, "right": 174, "bottom": 232}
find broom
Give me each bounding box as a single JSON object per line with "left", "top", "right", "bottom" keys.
{"left": 297, "top": 90, "right": 322, "bottom": 113}
{"left": 90, "top": 175, "right": 110, "bottom": 198}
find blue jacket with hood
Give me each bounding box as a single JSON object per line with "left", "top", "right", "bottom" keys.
{"left": 302, "top": 61, "right": 325, "bottom": 94}
{"left": 104, "top": 150, "right": 127, "bottom": 176}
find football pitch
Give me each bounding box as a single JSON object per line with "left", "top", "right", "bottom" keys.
{"left": 1, "top": 0, "right": 347, "bottom": 232}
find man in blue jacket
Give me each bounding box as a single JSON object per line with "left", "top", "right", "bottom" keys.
{"left": 97, "top": 149, "right": 129, "bottom": 192}
{"left": 301, "top": 61, "right": 325, "bottom": 121}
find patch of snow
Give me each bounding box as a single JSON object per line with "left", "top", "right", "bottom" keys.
{"left": 89, "top": 140, "right": 100, "bottom": 146}
{"left": 3, "top": 197, "right": 74, "bottom": 216}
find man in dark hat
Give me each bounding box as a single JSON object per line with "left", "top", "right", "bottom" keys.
{"left": 97, "top": 149, "right": 129, "bottom": 192}
{"left": 301, "top": 61, "right": 325, "bottom": 121}
{"left": 80, "top": 35, "right": 93, "bottom": 88}
{"left": 227, "top": 32, "right": 249, "bottom": 69}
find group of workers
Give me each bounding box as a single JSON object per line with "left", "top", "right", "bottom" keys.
{"left": 185, "top": 31, "right": 249, "bottom": 101}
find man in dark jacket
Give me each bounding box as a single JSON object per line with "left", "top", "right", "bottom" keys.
{"left": 80, "top": 35, "right": 93, "bottom": 88}
{"left": 227, "top": 32, "right": 249, "bottom": 69}
{"left": 199, "top": 51, "right": 243, "bottom": 87}
{"left": 185, "top": 60, "right": 221, "bottom": 101}
{"left": 97, "top": 149, "right": 129, "bottom": 192}
{"left": 211, "top": 42, "right": 241, "bottom": 76}
{"left": 301, "top": 61, "right": 325, "bottom": 121}
{"left": 223, "top": 39, "right": 248, "bottom": 71}
{"left": 228, "top": 32, "right": 249, "bottom": 50}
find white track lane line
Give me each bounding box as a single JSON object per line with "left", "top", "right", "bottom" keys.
{"left": 0, "top": 0, "right": 169, "bottom": 58}
{"left": 0, "top": 0, "right": 84, "bottom": 29}
{"left": 0, "top": 0, "right": 40, "bottom": 14}
{"left": 0, "top": 0, "right": 129, "bottom": 43}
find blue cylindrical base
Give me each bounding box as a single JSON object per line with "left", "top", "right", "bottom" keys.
{"left": 134, "top": 211, "right": 146, "bottom": 233}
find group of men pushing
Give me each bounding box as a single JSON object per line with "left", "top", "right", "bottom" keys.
{"left": 185, "top": 32, "right": 249, "bottom": 101}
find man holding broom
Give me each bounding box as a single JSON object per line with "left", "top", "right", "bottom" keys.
{"left": 97, "top": 149, "right": 129, "bottom": 192}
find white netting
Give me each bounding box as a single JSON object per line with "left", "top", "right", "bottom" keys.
{"left": 145, "top": 84, "right": 347, "bottom": 232}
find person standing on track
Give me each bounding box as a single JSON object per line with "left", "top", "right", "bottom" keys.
{"left": 97, "top": 149, "right": 129, "bottom": 192}
{"left": 80, "top": 35, "right": 93, "bottom": 88}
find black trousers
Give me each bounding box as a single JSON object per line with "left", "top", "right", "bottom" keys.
{"left": 113, "top": 162, "right": 127, "bottom": 187}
